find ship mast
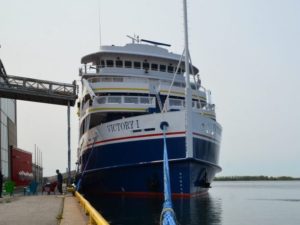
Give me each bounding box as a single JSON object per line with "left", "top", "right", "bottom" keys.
{"left": 183, "top": 0, "right": 193, "bottom": 158}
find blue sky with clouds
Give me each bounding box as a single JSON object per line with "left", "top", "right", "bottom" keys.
{"left": 0, "top": 0, "right": 299, "bottom": 176}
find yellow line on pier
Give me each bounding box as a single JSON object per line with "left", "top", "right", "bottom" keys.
{"left": 75, "top": 192, "right": 110, "bottom": 225}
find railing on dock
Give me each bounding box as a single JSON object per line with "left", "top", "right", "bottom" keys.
{"left": 0, "top": 74, "right": 77, "bottom": 106}
{"left": 75, "top": 191, "right": 110, "bottom": 225}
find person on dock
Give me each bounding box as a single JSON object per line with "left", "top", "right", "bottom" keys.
{"left": 0, "top": 171, "right": 3, "bottom": 198}
{"left": 56, "top": 169, "right": 63, "bottom": 194}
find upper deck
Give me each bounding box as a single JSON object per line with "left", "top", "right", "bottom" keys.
{"left": 80, "top": 43, "right": 199, "bottom": 79}
{"left": 77, "top": 42, "right": 217, "bottom": 137}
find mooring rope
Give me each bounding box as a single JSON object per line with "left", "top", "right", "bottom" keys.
{"left": 76, "top": 135, "right": 98, "bottom": 191}
{"left": 160, "top": 122, "right": 177, "bottom": 225}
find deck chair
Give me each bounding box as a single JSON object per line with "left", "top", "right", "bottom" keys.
{"left": 4, "top": 181, "right": 15, "bottom": 196}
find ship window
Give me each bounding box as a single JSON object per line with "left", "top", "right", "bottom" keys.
{"left": 201, "top": 123, "right": 205, "bottom": 129}
{"left": 89, "top": 113, "right": 105, "bottom": 129}
{"left": 125, "top": 61, "right": 132, "bottom": 68}
{"left": 88, "top": 77, "right": 96, "bottom": 83}
{"left": 151, "top": 63, "right": 158, "bottom": 71}
{"left": 100, "top": 60, "right": 105, "bottom": 68}
{"left": 177, "top": 68, "right": 181, "bottom": 74}
{"left": 168, "top": 65, "right": 174, "bottom": 73}
{"left": 134, "top": 61, "right": 141, "bottom": 69}
{"left": 192, "top": 101, "right": 196, "bottom": 108}
{"left": 169, "top": 99, "right": 183, "bottom": 106}
{"left": 102, "top": 77, "right": 112, "bottom": 82}
{"left": 140, "top": 97, "right": 150, "bottom": 104}
{"left": 116, "top": 60, "right": 123, "bottom": 67}
{"left": 108, "top": 96, "right": 122, "bottom": 103}
{"left": 124, "top": 96, "right": 138, "bottom": 104}
{"left": 113, "top": 77, "right": 123, "bottom": 82}
{"left": 97, "top": 97, "right": 106, "bottom": 104}
{"left": 80, "top": 119, "right": 86, "bottom": 136}
{"left": 173, "top": 82, "right": 182, "bottom": 87}
{"left": 143, "top": 62, "right": 150, "bottom": 70}
{"left": 106, "top": 60, "right": 114, "bottom": 67}
{"left": 160, "top": 64, "right": 166, "bottom": 72}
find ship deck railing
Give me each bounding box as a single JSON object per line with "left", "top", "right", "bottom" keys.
{"left": 79, "top": 94, "right": 215, "bottom": 120}
{"left": 82, "top": 76, "right": 207, "bottom": 100}
{"left": 80, "top": 95, "right": 156, "bottom": 116}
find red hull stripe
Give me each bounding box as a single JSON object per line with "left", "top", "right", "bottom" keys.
{"left": 87, "top": 131, "right": 186, "bottom": 148}
{"left": 84, "top": 131, "right": 220, "bottom": 149}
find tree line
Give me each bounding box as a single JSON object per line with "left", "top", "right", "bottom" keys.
{"left": 214, "top": 176, "right": 300, "bottom": 181}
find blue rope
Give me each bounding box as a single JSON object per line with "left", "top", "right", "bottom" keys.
{"left": 160, "top": 125, "right": 177, "bottom": 225}
{"left": 76, "top": 137, "right": 97, "bottom": 191}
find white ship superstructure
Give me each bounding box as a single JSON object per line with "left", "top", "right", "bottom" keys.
{"left": 77, "top": 39, "right": 222, "bottom": 196}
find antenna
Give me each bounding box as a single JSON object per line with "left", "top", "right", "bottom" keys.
{"left": 98, "top": 0, "right": 102, "bottom": 49}
{"left": 141, "top": 39, "right": 171, "bottom": 47}
{"left": 183, "top": 0, "right": 193, "bottom": 158}
{"left": 126, "top": 35, "right": 139, "bottom": 43}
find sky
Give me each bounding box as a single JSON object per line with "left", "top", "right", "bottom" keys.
{"left": 0, "top": 0, "right": 299, "bottom": 177}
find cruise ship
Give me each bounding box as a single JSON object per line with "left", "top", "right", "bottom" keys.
{"left": 77, "top": 37, "right": 222, "bottom": 197}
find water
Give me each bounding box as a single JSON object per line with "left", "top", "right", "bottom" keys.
{"left": 87, "top": 181, "right": 300, "bottom": 225}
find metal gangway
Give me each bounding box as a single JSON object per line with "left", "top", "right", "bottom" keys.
{"left": 0, "top": 58, "right": 77, "bottom": 184}
{"left": 0, "top": 60, "right": 77, "bottom": 106}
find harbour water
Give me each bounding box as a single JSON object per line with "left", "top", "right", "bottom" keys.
{"left": 87, "top": 181, "right": 300, "bottom": 225}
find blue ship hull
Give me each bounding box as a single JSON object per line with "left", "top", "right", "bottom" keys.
{"left": 79, "top": 136, "right": 221, "bottom": 196}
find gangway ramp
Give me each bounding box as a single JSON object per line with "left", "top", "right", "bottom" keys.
{"left": 0, "top": 57, "right": 77, "bottom": 185}
{"left": 0, "top": 74, "right": 77, "bottom": 106}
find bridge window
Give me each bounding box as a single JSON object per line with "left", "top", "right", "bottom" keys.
{"left": 100, "top": 60, "right": 105, "bottom": 68}
{"left": 160, "top": 65, "right": 166, "bottom": 72}
{"left": 143, "top": 62, "right": 149, "bottom": 70}
{"left": 82, "top": 60, "right": 189, "bottom": 76}
{"left": 151, "top": 63, "right": 158, "bottom": 71}
{"left": 106, "top": 60, "right": 114, "bottom": 67}
{"left": 116, "top": 60, "right": 123, "bottom": 67}
{"left": 125, "top": 61, "right": 132, "bottom": 68}
{"left": 168, "top": 65, "right": 174, "bottom": 73}
{"left": 134, "top": 61, "right": 141, "bottom": 69}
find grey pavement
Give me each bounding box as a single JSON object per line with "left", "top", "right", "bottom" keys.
{"left": 0, "top": 195, "right": 63, "bottom": 225}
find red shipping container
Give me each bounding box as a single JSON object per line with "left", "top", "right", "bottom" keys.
{"left": 11, "top": 147, "right": 32, "bottom": 186}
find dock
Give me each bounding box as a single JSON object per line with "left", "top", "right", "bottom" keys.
{"left": 0, "top": 191, "right": 107, "bottom": 225}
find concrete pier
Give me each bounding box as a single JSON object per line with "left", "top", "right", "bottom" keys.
{"left": 0, "top": 193, "right": 89, "bottom": 225}
{"left": 60, "top": 195, "right": 88, "bottom": 225}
